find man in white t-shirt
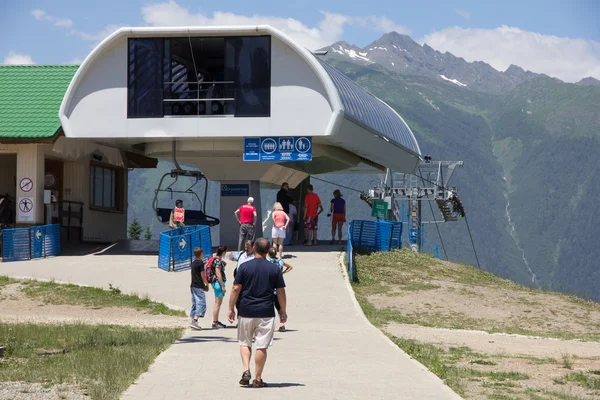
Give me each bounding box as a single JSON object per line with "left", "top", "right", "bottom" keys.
{"left": 285, "top": 200, "right": 298, "bottom": 246}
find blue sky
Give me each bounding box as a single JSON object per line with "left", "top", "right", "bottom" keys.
{"left": 1, "top": 0, "right": 599, "bottom": 81}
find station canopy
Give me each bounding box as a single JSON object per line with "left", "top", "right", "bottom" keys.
{"left": 59, "top": 25, "right": 421, "bottom": 187}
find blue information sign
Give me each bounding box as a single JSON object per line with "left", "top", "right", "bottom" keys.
{"left": 221, "top": 184, "right": 250, "bottom": 197}
{"left": 243, "top": 137, "right": 312, "bottom": 162}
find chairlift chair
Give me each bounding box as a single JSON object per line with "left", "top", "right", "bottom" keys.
{"left": 152, "top": 142, "right": 220, "bottom": 227}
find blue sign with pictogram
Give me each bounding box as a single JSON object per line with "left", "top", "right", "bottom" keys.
{"left": 243, "top": 137, "right": 312, "bottom": 162}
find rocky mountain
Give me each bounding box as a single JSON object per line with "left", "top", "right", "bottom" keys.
{"left": 577, "top": 77, "right": 600, "bottom": 86}
{"left": 322, "top": 32, "right": 543, "bottom": 94}
{"left": 317, "top": 53, "right": 600, "bottom": 301}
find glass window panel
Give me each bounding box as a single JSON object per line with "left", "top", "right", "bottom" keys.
{"left": 111, "top": 170, "right": 116, "bottom": 208}
{"left": 128, "top": 38, "right": 164, "bottom": 118}
{"left": 225, "top": 36, "right": 271, "bottom": 117}
{"left": 94, "top": 167, "right": 103, "bottom": 206}
{"left": 103, "top": 168, "right": 112, "bottom": 208}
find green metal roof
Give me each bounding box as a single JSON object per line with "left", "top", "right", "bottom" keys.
{"left": 0, "top": 65, "right": 78, "bottom": 139}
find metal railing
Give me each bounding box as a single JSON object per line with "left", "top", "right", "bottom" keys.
{"left": 1, "top": 224, "right": 61, "bottom": 262}
{"left": 162, "top": 81, "right": 236, "bottom": 117}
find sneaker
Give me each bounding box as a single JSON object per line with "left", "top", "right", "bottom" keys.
{"left": 239, "top": 370, "right": 252, "bottom": 386}
{"left": 212, "top": 321, "right": 227, "bottom": 329}
{"left": 278, "top": 325, "right": 286, "bottom": 332}
{"left": 252, "top": 379, "right": 268, "bottom": 388}
{"left": 190, "top": 320, "right": 202, "bottom": 330}
{"left": 330, "top": 240, "right": 334, "bottom": 245}
{"left": 302, "top": 239, "right": 308, "bottom": 246}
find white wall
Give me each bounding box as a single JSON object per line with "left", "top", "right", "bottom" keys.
{"left": 62, "top": 35, "right": 334, "bottom": 140}
{"left": 62, "top": 160, "right": 128, "bottom": 242}
{"left": 219, "top": 181, "right": 262, "bottom": 250}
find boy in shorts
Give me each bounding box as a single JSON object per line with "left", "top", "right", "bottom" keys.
{"left": 190, "top": 247, "right": 209, "bottom": 330}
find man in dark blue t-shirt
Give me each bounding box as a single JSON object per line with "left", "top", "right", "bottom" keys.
{"left": 228, "top": 238, "right": 287, "bottom": 388}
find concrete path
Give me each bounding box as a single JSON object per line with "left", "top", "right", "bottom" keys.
{"left": 0, "top": 247, "right": 462, "bottom": 400}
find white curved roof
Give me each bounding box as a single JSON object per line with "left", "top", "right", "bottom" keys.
{"left": 315, "top": 58, "right": 420, "bottom": 155}
{"left": 59, "top": 25, "right": 421, "bottom": 175}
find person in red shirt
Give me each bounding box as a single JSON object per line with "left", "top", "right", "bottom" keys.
{"left": 303, "top": 185, "right": 323, "bottom": 246}
{"left": 234, "top": 197, "right": 257, "bottom": 252}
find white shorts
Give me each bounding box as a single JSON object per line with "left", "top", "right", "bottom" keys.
{"left": 271, "top": 226, "right": 286, "bottom": 239}
{"left": 237, "top": 317, "right": 276, "bottom": 349}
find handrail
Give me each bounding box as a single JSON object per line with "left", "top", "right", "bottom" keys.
{"left": 163, "top": 98, "right": 235, "bottom": 102}
{"left": 163, "top": 81, "right": 235, "bottom": 84}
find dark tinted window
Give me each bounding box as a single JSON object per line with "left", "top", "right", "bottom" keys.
{"left": 127, "top": 36, "right": 270, "bottom": 119}
{"left": 225, "top": 36, "right": 271, "bottom": 117}
{"left": 128, "top": 38, "right": 164, "bottom": 118}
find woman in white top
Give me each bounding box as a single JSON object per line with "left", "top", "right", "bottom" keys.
{"left": 271, "top": 202, "right": 290, "bottom": 259}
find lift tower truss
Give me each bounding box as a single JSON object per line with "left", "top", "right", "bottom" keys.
{"left": 361, "top": 159, "right": 465, "bottom": 252}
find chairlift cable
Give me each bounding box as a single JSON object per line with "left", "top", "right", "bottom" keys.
{"left": 418, "top": 168, "right": 448, "bottom": 260}
{"left": 308, "top": 175, "right": 364, "bottom": 194}
{"left": 464, "top": 214, "right": 482, "bottom": 270}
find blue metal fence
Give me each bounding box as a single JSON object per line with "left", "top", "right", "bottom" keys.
{"left": 1, "top": 224, "right": 61, "bottom": 262}
{"left": 158, "top": 225, "right": 212, "bottom": 272}
{"left": 346, "top": 220, "right": 403, "bottom": 281}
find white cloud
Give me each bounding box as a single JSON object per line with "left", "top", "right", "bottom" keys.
{"left": 141, "top": 1, "right": 410, "bottom": 50}
{"left": 421, "top": 25, "right": 600, "bottom": 82}
{"left": 3, "top": 51, "right": 35, "bottom": 65}
{"left": 67, "top": 58, "right": 83, "bottom": 64}
{"left": 70, "top": 25, "right": 121, "bottom": 42}
{"left": 31, "top": 9, "right": 73, "bottom": 28}
{"left": 454, "top": 9, "right": 470, "bottom": 21}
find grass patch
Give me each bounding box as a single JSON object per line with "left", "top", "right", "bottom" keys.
{"left": 563, "top": 372, "right": 600, "bottom": 390}
{"left": 468, "top": 370, "right": 529, "bottom": 381}
{"left": 470, "top": 359, "right": 498, "bottom": 366}
{"left": 388, "top": 336, "right": 468, "bottom": 395}
{"left": 19, "top": 280, "right": 185, "bottom": 316}
{"left": 561, "top": 353, "right": 574, "bottom": 369}
{"left": 0, "top": 276, "right": 18, "bottom": 288}
{"left": 0, "top": 323, "right": 182, "bottom": 400}
{"left": 386, "top": 336, "right": 530, "bottom": 397}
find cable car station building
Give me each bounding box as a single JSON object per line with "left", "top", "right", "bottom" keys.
{"left": 1, "top": 25, "right": 421, "bottom": 247}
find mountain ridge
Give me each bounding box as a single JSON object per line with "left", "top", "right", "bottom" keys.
{"left": 321, "top": 31, "right": 597, "bottom": 94}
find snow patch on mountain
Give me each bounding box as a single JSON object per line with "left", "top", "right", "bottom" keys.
{"left": 332, "top": 44, "right": 372, "bottom": 63}
{"left": 440, "top": 74, "right": 468, "bottom": 87}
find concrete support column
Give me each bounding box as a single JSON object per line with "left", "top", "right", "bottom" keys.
{"left": 219, "top": 180, "right": 262, "bottom": 249}
{"left": 16, "top": 145, "right": 45, "bottom": 225}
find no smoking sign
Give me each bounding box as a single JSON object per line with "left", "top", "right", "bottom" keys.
{"left": 19, "top": 177, "right": 33, "bottom": 192}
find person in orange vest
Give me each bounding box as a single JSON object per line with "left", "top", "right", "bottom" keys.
{"left": 169, "top": 199, "right": 186, "bottom": 228}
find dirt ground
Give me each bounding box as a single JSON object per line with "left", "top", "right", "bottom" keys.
{"left": 387, "top": 323, "right": 600, "bottom": 399}
{"left": 0, "top": 382, "right": 88, "bottom": 400}
{"left": 368, "top": 277, "right": 600, "bottom": 339}
{"left": 0, "top": 283, "right": 189, "bottom": 328}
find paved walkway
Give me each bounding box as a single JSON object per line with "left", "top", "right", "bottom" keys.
{"left": 1, "top": 247, "right": 462, "bottom": 400}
